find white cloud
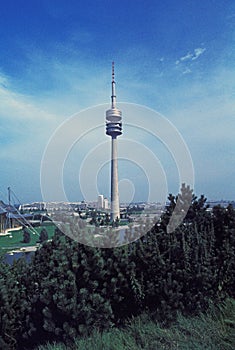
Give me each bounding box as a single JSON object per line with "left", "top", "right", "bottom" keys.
{"left": 182, "top": 68, "right": 192, "bottom": 75}
{"left": 180, "top": 52, "right": 193, "bottom": 61}
{"left": 176, "top": 47, "right": 206, "bottom": 64}
{"left": 0, "top": 72, "right": 63, "bottom": 168}
{"left": 192, "top": 47, "right": 206, "bottom": 60}
{"left": 0, "top": 79, "right": 57, "bottom": 123}
{"left": 0, "top": 71, "right": 8, "bottom": 86}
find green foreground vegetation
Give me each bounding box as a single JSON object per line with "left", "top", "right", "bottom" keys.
{"left": 37, "top": 298, "right": 235, "bottom": 350}
{"left": 0, "top": 185, "right": 234, "bottom": 349}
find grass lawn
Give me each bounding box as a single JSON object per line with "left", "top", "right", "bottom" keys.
{"left": 36, "top": 299, "right": 235, "bottom": 350}
{"left": 0, "top": 223, "right": 56, "bottom": 252}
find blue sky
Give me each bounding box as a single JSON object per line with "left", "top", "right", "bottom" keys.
{"left": 0, "top": 0, "right": 234, "bottom": 203}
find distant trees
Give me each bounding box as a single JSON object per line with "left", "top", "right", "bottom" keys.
{"left": 112, "top": 217, "right": 119, "bottom": 228}
{"left": 39, "top": 228, "right": 48, "bottom": 243}
{"left": 105, "top": 213, "right": 110, "bottom": 226}
{"left": 89, "top": 211, "right": 97, "bottom": 226}
{"left": 22, "top": 228, "right": 30, "bottom": 243}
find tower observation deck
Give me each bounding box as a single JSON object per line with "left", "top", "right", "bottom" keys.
{"left": 106, "top": 62, "right": 122, "bottom": 221}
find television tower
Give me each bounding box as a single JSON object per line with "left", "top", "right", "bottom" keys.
{"left": 106, "top": 62, "right": 122, "bottom": 221}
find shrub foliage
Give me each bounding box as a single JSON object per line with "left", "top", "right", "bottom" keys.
{"left": 0, "top": 185, "right": 234, "bottom": 349}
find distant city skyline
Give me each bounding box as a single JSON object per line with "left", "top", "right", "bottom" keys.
{"left": 0, "top": 0, "right": 234, "bottom": 203}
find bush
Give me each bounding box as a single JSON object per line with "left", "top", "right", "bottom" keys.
{"left": 0, "top": 187, "right": 235, "bottom": 349}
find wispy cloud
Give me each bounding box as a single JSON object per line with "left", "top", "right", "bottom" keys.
{"left": 182, "top": 68, "right": 192, "bottom": 75}
{"left": 180, "top": 52, "right": 194, "bottom": 62}
{"left": 0, "top": 71, "right": 8, "bottom": 87}
{"left": 0, "top": 86, "right": 56, "bottom": 122}
{"left": 176, "top": 47, "right": 206, "bottom": 64}
{"left": 192, "top": 48, "right": 206, "bottom": 60}
{"left": 0, "top": 71, "right": 61, "bottom": 167}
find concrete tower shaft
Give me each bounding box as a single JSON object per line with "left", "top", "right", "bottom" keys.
{"left": 106, "top": 62, "right": 122, "bottom": 221}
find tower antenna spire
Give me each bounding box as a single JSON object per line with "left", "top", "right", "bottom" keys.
{"left": 112, "top": 61, "right": 115, "bottom": 82}
{"left": 111, "top": 61, "right": 116, "bottom": 108}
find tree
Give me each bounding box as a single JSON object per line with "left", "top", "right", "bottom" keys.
{"left": 39, "top": 228, "right": 48, "bottom": 243}
{"left": 115, "top": 217, "right": 120, "bottom": 227}
{"left": 105, "top": 213, "right": 110, "bottom": 226}
{"left": 90, "top": 211, "right": 97, "bottom": 226}
{"left": 160, "top": 184, "right": 210, "bottom": 233}
{"left": 212, "top": 204, "right": 235, "bottom": 295}
{"left": 22, "top": 228, "right": 30, "bottom": 243}
{"left": 0, "top": 257, "right": 31, "bottom": 349}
